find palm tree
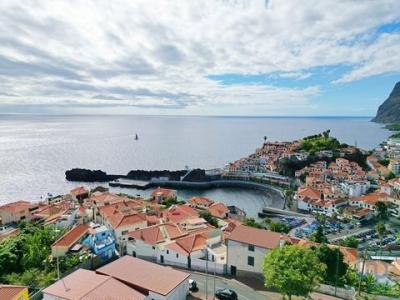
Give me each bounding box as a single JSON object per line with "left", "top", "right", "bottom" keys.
{"left": 376, "top": 222, "right": 386, "bottom": 257}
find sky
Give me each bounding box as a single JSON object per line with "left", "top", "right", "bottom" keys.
{"left": 0, "top": 0, "right": 400, "bottom": 116}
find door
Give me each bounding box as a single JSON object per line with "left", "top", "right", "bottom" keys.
{"left": 231, "top": 265, "right": 237, "bottom": 276}
{"left": 188, "top": 256, "right": 191, "bottom": 269}
{"left": 160, "top": 255, "right": 164, "bottom": 264}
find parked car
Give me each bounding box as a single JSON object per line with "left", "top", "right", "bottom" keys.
{"left": 215, "top": 288, "right": 238, "bottom": 300}
{"left": 188, "top": 279, "right": 198, "bottom": 292}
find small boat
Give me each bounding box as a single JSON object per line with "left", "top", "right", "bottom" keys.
{"left": 134, "top": 133, "right": 139, "bottom": 140}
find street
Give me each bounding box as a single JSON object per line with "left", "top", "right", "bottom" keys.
{"left": 189, "top": 272, "right": 268, "bottom": 300}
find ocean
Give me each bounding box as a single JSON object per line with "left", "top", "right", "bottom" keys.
{"left": 0, "top": 115, "right": 391, "bottom": 216}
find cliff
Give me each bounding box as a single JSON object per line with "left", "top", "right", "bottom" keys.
{"left": 373, "top": 81, "right": 400, "bottom": 123}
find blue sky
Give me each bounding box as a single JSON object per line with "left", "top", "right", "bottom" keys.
{"left": 0, "top": 0, "right": 399, "bottom": 116}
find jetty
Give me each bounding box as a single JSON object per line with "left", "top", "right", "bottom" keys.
{"left": 258, "top": 207, "right": 309, "bottom": 218}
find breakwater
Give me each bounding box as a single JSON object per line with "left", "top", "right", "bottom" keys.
{"left": 65, "top": 168, "right": 207, "bottom": 182}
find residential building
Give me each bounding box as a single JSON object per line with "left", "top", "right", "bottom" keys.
{"left": 187, "top": 197, "right": 214, "bottom": 209}
{"left": 97, "top": 256, "right": 190, "bottom": 300}
{"left": 70, "top": 186, "right": 89, "bottom": 202}
{"left": 151, "top": 188, "right": 177, "bottom": 204}
{"left": 42, "top": 268, "right": 145, "bottom": 300}
{"left": 103, "top": 209, "right": 147, "bottom": 241}
{"left": 52, "top": 224, "right": 89, "bottom": 257}
{"left": 226, "top": 225, "right": 283, "bottom": 277}
{"left": 389, "top": 160, "right": 400, "bottom": 175}
{"left": 82, "top": 224, "right": 116, "bottom": 261}
{"left": 0, "top": 200, "right": 38, "bottom": 224}
{"left": 208, "top": 202, "right": 229, "bottom": 219}
{"left": 0, "top": 284, "right": 29, "bottom": 300}
{"left": 126, "top": 223, "right": 186, "bottom": 261}
{"left": 349, "top": 193, "right": 388, "bottom": 211}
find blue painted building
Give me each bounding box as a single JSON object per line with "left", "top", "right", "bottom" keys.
{"left": 82, "top": 224, "right": 115, "bottom": 261}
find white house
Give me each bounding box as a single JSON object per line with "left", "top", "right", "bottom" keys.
{"left": 226, "top": 225, "right": 284, "bottom": 277}
{"left": 340, "top": 181, "right": 370, "bottom": 197}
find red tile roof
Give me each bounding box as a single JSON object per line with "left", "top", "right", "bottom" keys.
{"left": 107, "top": 211, "right": 147, "bottom": 229}
{"left": 174, "top": 233, "right": 207, "bottom": 254}
{"left": 0, "top": 200, "right": 35, "bottom": 213}
{"left": 0, "top": 284, "right": 27, "bottom": 300}
{"left": 188, "top": 197, "right": 214, "bottom": 207}
{"left": 227, "top": 225, "right": 282, "bottom": 249}
{"left": 297, "top": 187, "right": 321, "bottom": 200}
{"left": 52, "top": 224, "right": 89, "bottom": 248}
{"left": 43, "top": 268, "right": 145, "bottom": 300}
{"left": 151, "top": 188, "right": 177, "bottom": 198}
{"left": 351, "top": 193, "right": 387, "bottom": 206}
{"left": 163, "top": 205, "right": 198, "bottom": 223}
{"left": 70, "top": 186, "right": 89, "bottom": 197}
{"left": 97, "top": 256, "right": 190, "bottom": 296}
{"left": 208, "top": 202, "right": 229, "bottom": 219}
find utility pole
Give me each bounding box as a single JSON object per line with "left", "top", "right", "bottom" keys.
{"left": 205, "top": 248, "right": 208, "bottom": 300}
{"left": 358, "top": 246, "right": 368, "bottom": 296}
{"left": 334, "top": 249, "right": 339, "bottom": 296}
{"left": 213, "top": 258, "right": 216, "bottom": 300}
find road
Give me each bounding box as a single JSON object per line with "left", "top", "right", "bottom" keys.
{"left": 188, "top": 272, "right": 268, "bottom": 300}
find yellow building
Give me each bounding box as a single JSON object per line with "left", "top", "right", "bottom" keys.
{"left": 0, "top": 284, "right": 29, "bottom": 300}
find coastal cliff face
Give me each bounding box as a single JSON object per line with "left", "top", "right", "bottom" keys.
{"left": 373, "top": 81, "right": 400, "bottom": 123}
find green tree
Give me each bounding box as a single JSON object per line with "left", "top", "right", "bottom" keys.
{"left": 244, "top": 217, "right": 264, "bottom": 229}
{"left": 269, "top": 221, "right": 290, "bottom": 234}
{"left": 313, "top": 244, "right": 348, "bottom": 285}
{"left": 263, "top": 245, "right": 326, "bottom": 300}
{"left": 385, "top": 171, "right": 396, "bottom": 180}
{"left": 376, "top": 222, "right": 386, "bottom": 257}
{"left": 375, "top": 201, "right": 388, "bottom": 220}
{"left": 5, "top": 268, "right": 56, "bottom": 288}
{"left": 338, "top": 236, "right": 359, "bottom": 248}
{"left": 199, "top": 211, "right": 219, "bottom": 228}
{"left": 311, "top": 225, "right": 328, "bottom": 243}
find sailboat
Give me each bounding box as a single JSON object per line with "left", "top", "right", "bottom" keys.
{"left": 134, "top": 133, "right": 139, "bottom": 140}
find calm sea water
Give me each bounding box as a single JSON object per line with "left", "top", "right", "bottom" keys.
{"left": 0, "top": 115, "right": 390, "bottom": 215}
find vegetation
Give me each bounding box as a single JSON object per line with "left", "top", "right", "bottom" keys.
{"left": 162, "top": 197, "right": 185, "bottom": 208}
{"left": 312, "top": 244, "right": 347, "bottom": 286}
{"left": 199, "top": 210, "right": 219, "bottom": 227}
{"left": 244, "top": 217, "right": 264, "bottom": 229}
{"left": 385, "top": 123, "right": 400, "bottom": 131}
{"left": 375, "top": 201, "right": 388, "bottom": 220}
{"left": 385, "top": 171, "right": 396, "bottom": 180}
{"left": 376, "top": 222, "right": 386, "bottom": 257}
{"left": 357, "top": 274, "right": 400, "bottom": 298}
{"left": 310, "top": 225, "right": 328, "bottom": 243}
{"left": 386, "top": 123, "right": 400, "bottom": 139}
{"left": 0, "top": 222, "right": 82, "bottom": 289}
{"left": 269, "top": 221, "right": 290, "bottom": 234}
{"left": 263, "top": 245, "right": 325, "bottom": 299}
{"left": 338, "top": 236, "right": 359, "bottom": 248}
{"left": 299, "top": 130, "right": 342, "bottom": 153}
{"left": 378, "top": 159, "right": 390, "bottom": 167}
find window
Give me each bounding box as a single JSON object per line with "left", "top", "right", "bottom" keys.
{"left": 166, "top": 250, "right": 169, "bottom": 254}
{"left": 121, "top": 230, "right": 128, "bottom": 235}
{"left": 247, "top": 256, "right": 254, "bottom": 266}
{"left": 248, "top": 244, "right": 255, "bottom": 252}
{"left": 176, "top": 253, "right": 179, "bottom": 258}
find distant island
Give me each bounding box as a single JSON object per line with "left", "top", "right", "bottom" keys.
{"left": 373, "top": 81, "right": 400, "bottom": 123}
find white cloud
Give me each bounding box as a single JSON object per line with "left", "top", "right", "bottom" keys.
{"left": 0, "top": 0, "right": 399, "bottom": 114}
